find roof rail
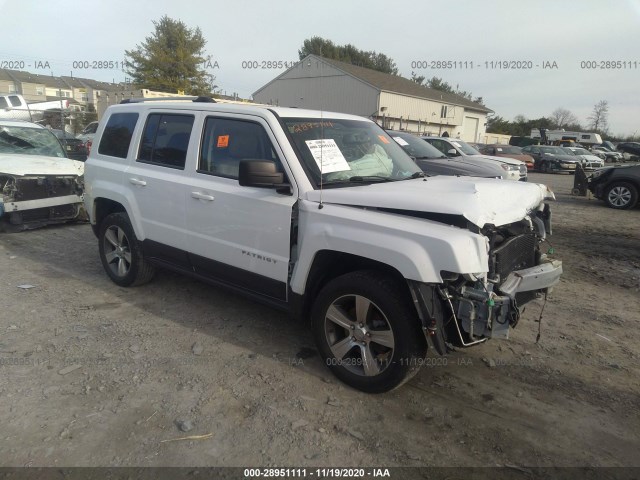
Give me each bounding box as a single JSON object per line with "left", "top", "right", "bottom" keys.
{"left": 120, "top": 96, "right": 216, "bottom": 104}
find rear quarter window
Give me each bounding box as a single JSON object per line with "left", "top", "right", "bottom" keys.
{"left": 98, "top": 112, "right": 139, "bottom": 158}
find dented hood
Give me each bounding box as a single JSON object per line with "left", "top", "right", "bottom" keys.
{"left": 0, "top": 153, "right": 84, "bottom": 177}
{"left": 306, "top": 176, "right": 554, "bottom": 228}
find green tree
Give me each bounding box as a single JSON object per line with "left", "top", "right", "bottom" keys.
{"left": 124, "top": 16, "right": 215, "bottom": 95}
{"left": 410, "top": 71, "right": 426, "bottom": 85}
{"left": 486, "top": 115, "right": 512, "bottom": 134}
{"left": 425, "top": 76, "right": 455, "bottom": 94}
{"left": 410, "top": 75, "right": 483, "bottom": 104}
{"left": 298, "top": 36, "right": 398, "bottom": 75}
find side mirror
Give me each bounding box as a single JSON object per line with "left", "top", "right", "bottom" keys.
{"left": 446, "top": 148, "right": 458, "bottom": 156}
{"left": 238, "top": 160, "right": 285, "bottom": 188}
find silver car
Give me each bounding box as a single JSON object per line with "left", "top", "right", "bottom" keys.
{"left": 422, "top": 137, "right": 527, "bottom": 181}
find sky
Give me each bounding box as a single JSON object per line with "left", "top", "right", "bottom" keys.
{"left": 1, "top": 0, "right": 639, "bottom": 136}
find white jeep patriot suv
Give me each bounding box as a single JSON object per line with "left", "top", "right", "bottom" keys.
{"left": 84, "top": 97, "right": 562, "bottom": 393}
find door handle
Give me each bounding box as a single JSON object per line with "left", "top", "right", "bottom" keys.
{"left": 191, "top": 192, "right": 215, "bottom": 201}
{"left": 129, "top": 178, "right": 147, "bottom": 186}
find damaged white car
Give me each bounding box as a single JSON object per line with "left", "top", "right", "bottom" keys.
{"left": 85, "top": 101, "right": 562, "bottom": 392}
{"left": 0, "top": 120, "right": 84, "bottom": 229}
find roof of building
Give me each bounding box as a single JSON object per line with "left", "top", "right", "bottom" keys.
{"left": 0, "top": 69, "right": 72, "bottom": 89}
{"left": 256, "top": 55, "right": 491, "bottom": 113}
{"left": 60, "top": 76, "right": 126, "bottom": 92}
{"left": 0, "top": 69, "right": 129, "bottom": 93}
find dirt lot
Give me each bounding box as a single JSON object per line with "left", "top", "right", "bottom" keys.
{"left": 0, "top": 172, "right": 639, "bottom": 469}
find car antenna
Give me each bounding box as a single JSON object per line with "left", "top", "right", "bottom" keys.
{"left": 317, "top": 53, "right": 325, "bottom": 210}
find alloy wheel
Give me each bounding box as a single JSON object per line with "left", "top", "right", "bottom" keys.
{"left": 324, "top": 294, "right": 395, "bottom": 377}
{"left": 103, "top": 225, "right": 132, "bottom": 278}
{"left": 607, "top": 186, "right": 632, "bottom": 207}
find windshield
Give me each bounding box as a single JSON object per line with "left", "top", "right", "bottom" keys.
{"left": 449, "top": 140, "right": 481, "bottom": 155}
{"left": 283, "top": 118, "right": 422, "bottom": 185}
{"left": 540, "top": 146, "right": 565, "bottom": 155}
{"left": 573, "top": 148, "right": 591, "bottom": 155}
{"left": 0, "top": 125, "right": 66, "bottom": 158}
{"left": 390, "top": 132, "right": 446, "bottom": 159}
{"left": 493, "top": 145, "right": 522, "bottom": 154}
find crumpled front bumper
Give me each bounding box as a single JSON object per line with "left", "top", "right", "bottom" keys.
{"left": 456, "top": 260, "right": 563, "bottom": 340}
{"left": 498, "top": 260, "right": 563, "bottom": 297}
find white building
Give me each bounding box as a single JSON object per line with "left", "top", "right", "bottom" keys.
{"left": 253, "top": 55, "right": 492, "bottom": 142}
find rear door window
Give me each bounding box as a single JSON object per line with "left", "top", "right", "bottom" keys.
{"left": 138, "top": 113, "right": 194, "bottom": 169}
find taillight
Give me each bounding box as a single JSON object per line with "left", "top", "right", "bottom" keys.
{"left": 86, "top": 140, "right": 92, "bottom": 154}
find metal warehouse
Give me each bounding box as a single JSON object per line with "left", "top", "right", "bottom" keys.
{"left": 253, "top": 54, "right": 492, "bottom": 142}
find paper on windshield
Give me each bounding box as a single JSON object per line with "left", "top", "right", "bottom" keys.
{"left": 393, "top": 136, "right": 409, "bottom": 146}
{"left": 451, "top": 142, "right": 463, "bottom": 148}
{"left": 305, "top": 139, "right": 351, "bottom": 173}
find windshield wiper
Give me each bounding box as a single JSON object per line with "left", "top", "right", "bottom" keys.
{"left": 348, "top": 175, "right": 395, "bottom": 183}
{"left": 406, "top": 171, "right": 426, "bottom": 179}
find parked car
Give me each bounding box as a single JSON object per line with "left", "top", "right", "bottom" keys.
{"left": 588, "top": 165, "right": 640, "bottom": 209}
{"left": 50, "top": 129, "right": 88, "bottom": 161}
{"left": 0, "top": 120, "right": 84, "bottom": 228}
{"left": 561, "top": 147, "right": 604, "bottom": 170}
{"left": 84, "top": 98, "right": 561, "bottom": 393}
{"left": 422, "top": 137, "right": 527, "bottom": 181}
{"left": 591, "top": 146, "right": 623, "bottom": 163}
{"left": 388, "top": 131, "right": 505, "bottom": 179}
{"left": 616, "top": 142, "right": 640, "bottom": 159}
{"left": 77, "top": 121, "right": 99, "bottom": 153}
{"left": 477, "top": 144, "right": 535, "bottom": 171}
{"left": 521, "top": 145, "right": 581, "bottom": 173}
{"left": 0, "top": 94, "right": 69, "bottom": 122}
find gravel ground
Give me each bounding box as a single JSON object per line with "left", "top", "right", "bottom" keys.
{"left": 0, "top": 172, "right": 638, "bottom": 468}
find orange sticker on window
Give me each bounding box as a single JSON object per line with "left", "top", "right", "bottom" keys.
{"left": 378, "top": 135, "right": 390, "bottom": 144}
{"left": 217, "top": 135, "right": 229, "bottom": 148}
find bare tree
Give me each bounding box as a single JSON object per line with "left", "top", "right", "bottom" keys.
{"left": 550, "top": 108, "right": 579, "bottom": 129}
{"left": 587, "top": 100, "right": 609, "bottom": 132}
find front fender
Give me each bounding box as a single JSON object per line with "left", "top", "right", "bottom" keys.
{"left": 290, "top": 200, "right": 489, "bottom": 294}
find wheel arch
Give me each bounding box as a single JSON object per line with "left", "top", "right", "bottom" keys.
{"left": 91, "top": 197, "right": 127, "bottom": 237}
{"left": 294, "top": 250, "right": 413, "bottom": 323}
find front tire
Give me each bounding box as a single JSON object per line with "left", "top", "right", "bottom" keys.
{"left": 98, "top": 213, "right": 155, "bottom": 286}
{"left": 604, "top": 182, "right": 638, "bottom": 210}
{"left": 311, "top": 270, "right": 427, "bottom": 393}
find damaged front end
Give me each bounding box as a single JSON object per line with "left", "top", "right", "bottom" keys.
{"left": 410, "top": 203, "right": 562, "bottom": 353}
{"left": 1, "top": 174, "right": 84, "bottom": 229}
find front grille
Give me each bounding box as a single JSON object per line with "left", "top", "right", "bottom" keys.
{"left": 14, "top": 176, "right": 77, "bottom": 201}
{"left": 491, "top": 234, "right": 537, "bottom": 282}
{"left": 519, "top": 164, "right": 527, "bottom": 174}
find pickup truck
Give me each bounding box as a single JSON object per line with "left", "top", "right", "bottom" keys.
{"left": 0, "top": 94, "right": 69, "bottom": 122}
{"left": 84, "top": 98, "right": 563, "bottom": 393}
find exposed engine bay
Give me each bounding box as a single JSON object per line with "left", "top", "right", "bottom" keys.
{"left": 409, "top": 203, "right": 562, "bottom": 353}
{"left": 1, "top": 174, "right": 84, "bottom": 229}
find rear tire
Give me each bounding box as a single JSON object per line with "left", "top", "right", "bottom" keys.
{"left": 311, "top": 270, "right": 427, "bottom": 393}
{"left": 98, "top": 213, "right": 155, "bottom": 286}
